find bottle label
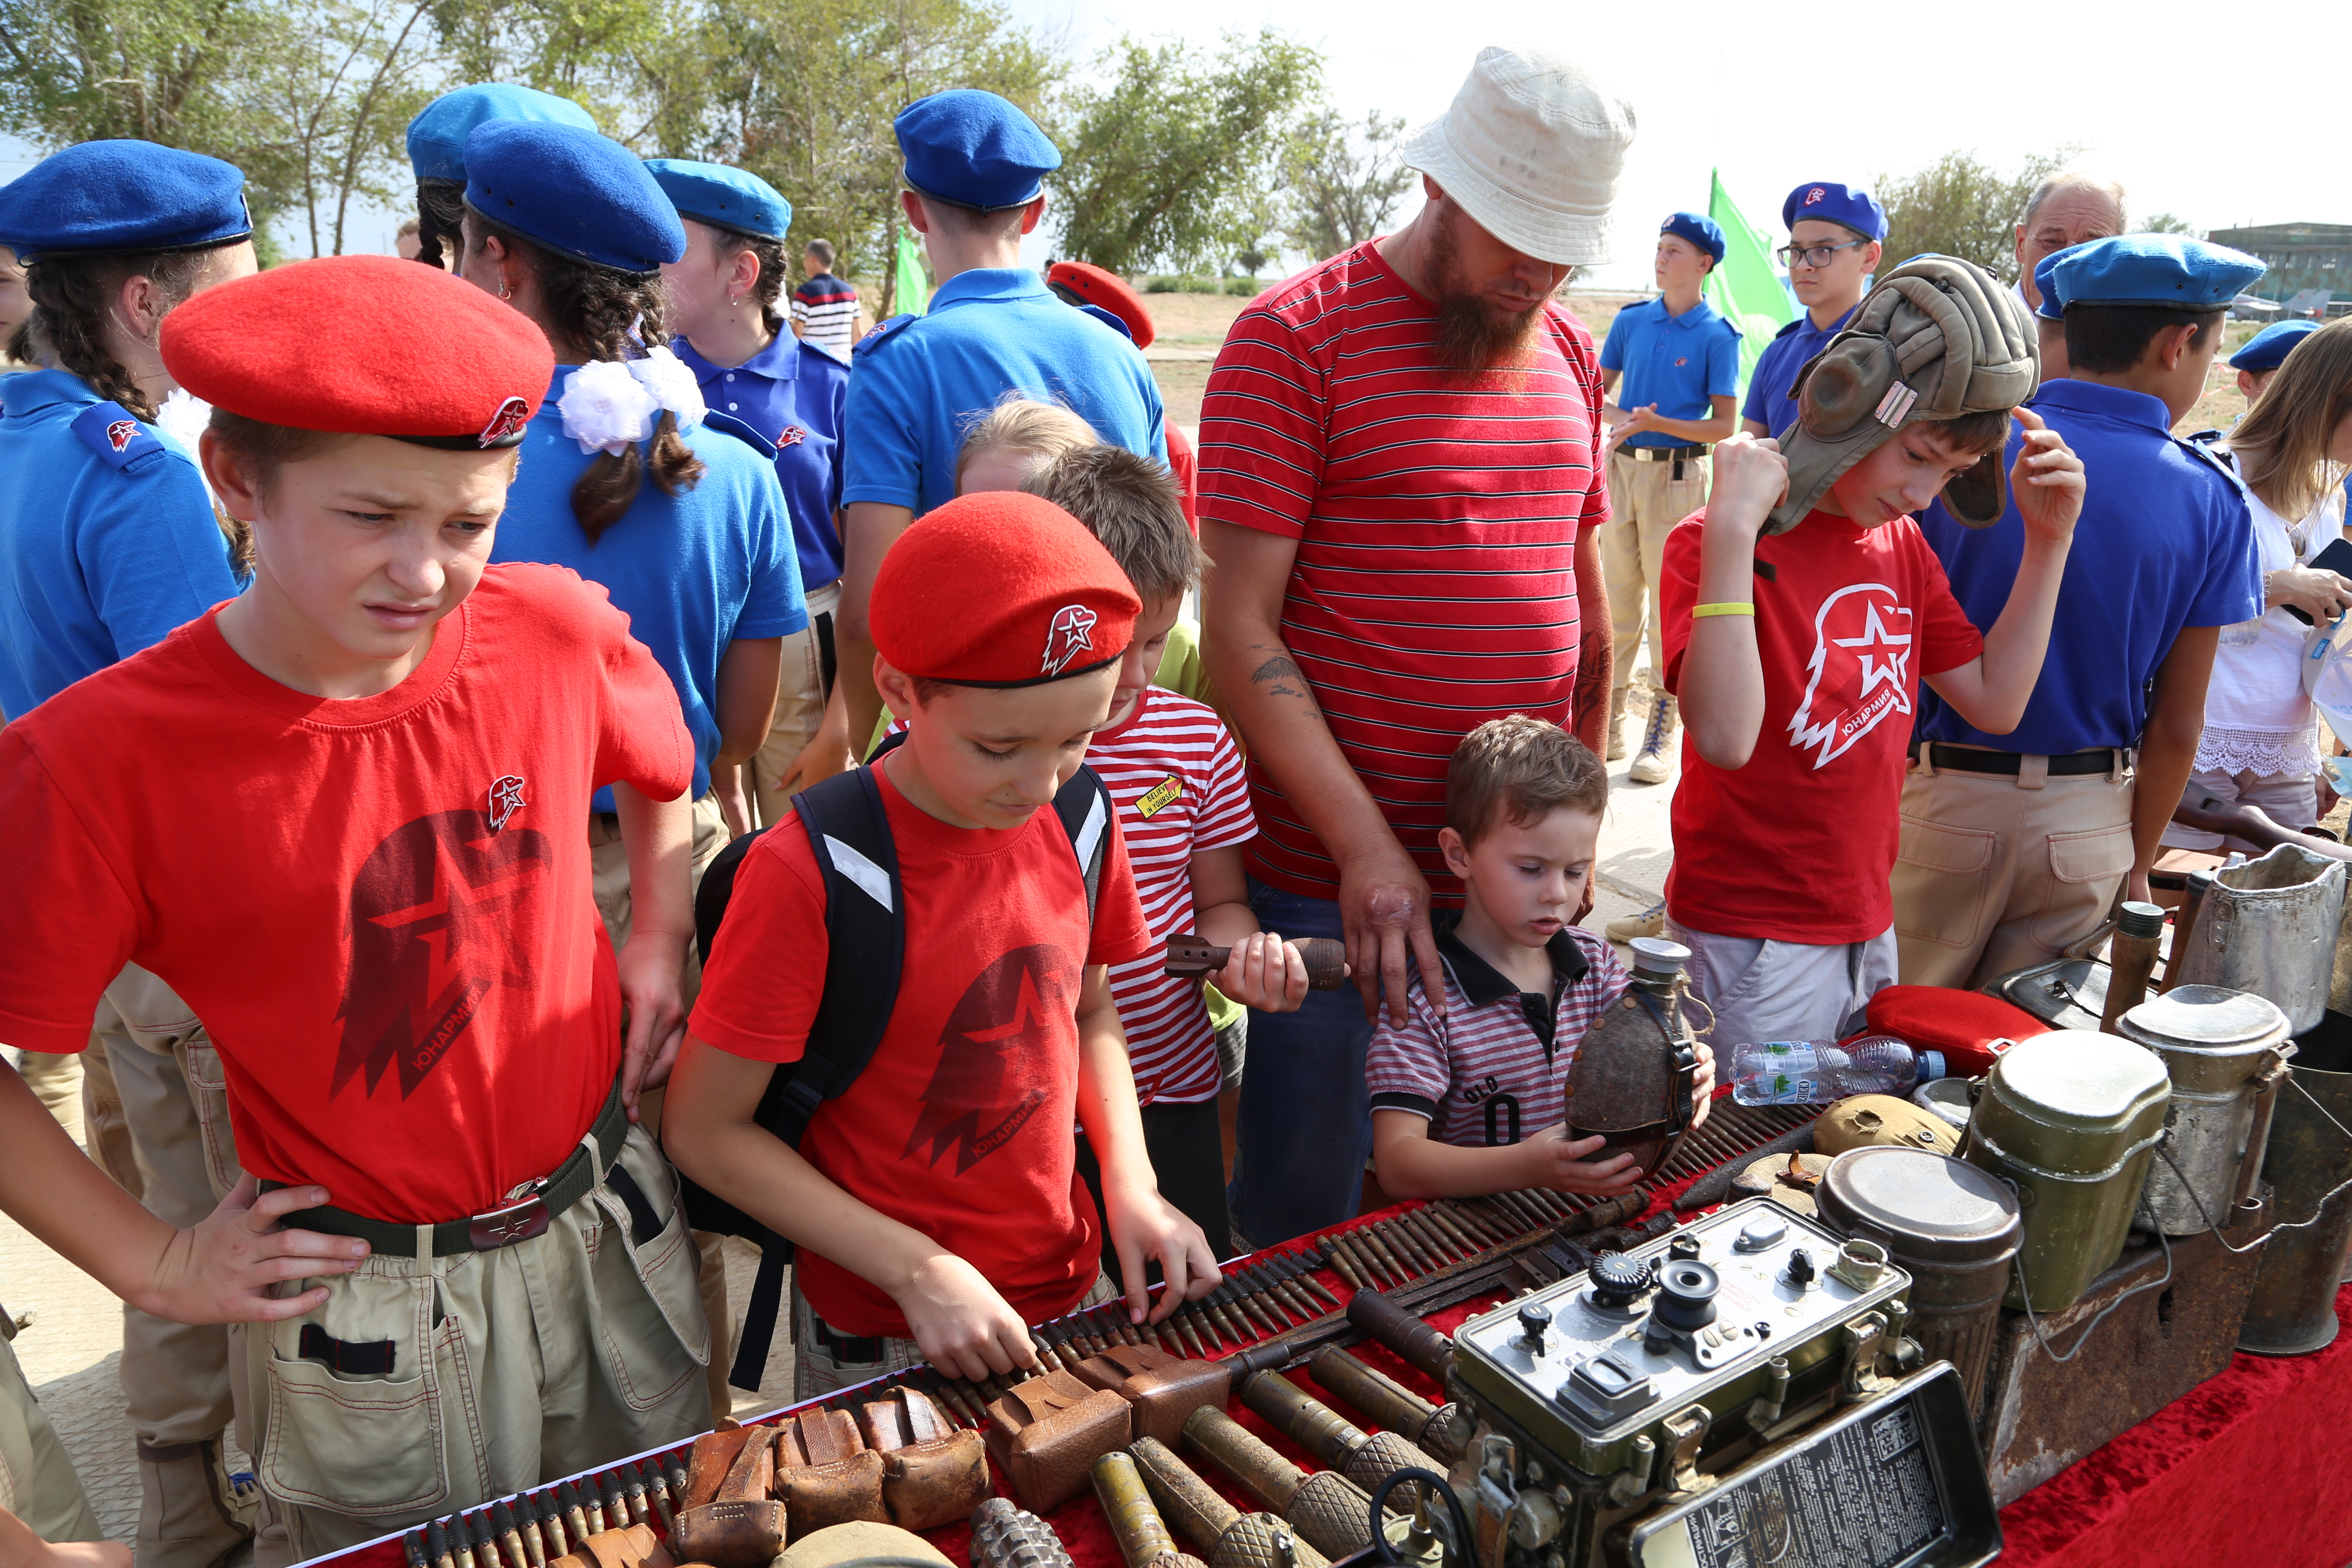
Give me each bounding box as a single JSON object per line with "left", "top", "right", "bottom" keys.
{"left": 1744, "top": 1042, "right": 1821, "bottom": 1105}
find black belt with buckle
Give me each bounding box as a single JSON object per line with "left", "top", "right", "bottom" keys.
{"left": 1917, "top": 744, "right": 2125, "bottom": 777}
{"left": 1628, "top": 443, "right": 1709, "bottom": 462}
{"left": 805, "top": 1311, "right": 888, "bottom": 1365}
{"left": 260, "top": 1078, "right": 637, "bottom": 1258}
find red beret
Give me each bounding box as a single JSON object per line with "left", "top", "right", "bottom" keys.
{"left": 873, "top": 493, "right": 1140, "bottom": 686}
{"left": 160, "top": 255, "right": 555, "bottom": 449}
{"left": 1047, "top": 260, "right": 1155, "bottom": 348}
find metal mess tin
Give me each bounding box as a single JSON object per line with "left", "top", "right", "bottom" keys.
{"left": 1818, "top": 1148, "right": 2021, "bottom": 1412}
{"left": 2171, "top": 844, "right": 2345, "bottom": 1032}
{"left": 2117, "top": 986, "right": 2292, "bottom": 1236}
{"left": 1959, "top": 1031, "right": 2170, "bottom": 1313}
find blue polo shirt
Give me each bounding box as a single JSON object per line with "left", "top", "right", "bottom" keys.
{"left": 1597, "top": 296, "right": 1741, "bottom": 449}
{"left": 1916, "top": 379, "right": 2261, "bottom": 754}
{"left": 492, "top": 371, "right": 807, "bottom": 808}
{"left": 0, "top": 369, "right": 243, "bottom": 718}
{"left": 842, "top": 266, "right": 1167, "bottom": 516}
{"left": 1741, "top": 304, "right": 1858, "bottom": 439}
{"left": 673, "top": 333, "right": 848, "bottom": 590}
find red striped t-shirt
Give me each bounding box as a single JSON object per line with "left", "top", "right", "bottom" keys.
{"left": 1196, "top": 242, "right": 1609, "bottom": 901}
{"left": 1088, "top": 687, "right": 1256, "bottom": 1104}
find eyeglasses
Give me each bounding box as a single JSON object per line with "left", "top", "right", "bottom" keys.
{"left": 1776, "top": 238, "right": 1870, "bottom": 269}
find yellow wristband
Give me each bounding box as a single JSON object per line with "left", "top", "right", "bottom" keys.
{"left": 1690, "top": 602, "right": 1755, "bottom": 618}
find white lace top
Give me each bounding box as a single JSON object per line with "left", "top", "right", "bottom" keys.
{"left": 2198, "top": 482, "right": 2347, "bottom": 777}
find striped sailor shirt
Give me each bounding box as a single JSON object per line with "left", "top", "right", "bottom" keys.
{"left": 791, "top": 272, "right": 861, "bottom": 362}
{"left": 1088, "top": 686, "right": 1256, "bottom": 1105}
{"left": 1366, "top": 914, "right": 1630, "bottom": 1148}
{"left": 1194, "top": 239, "right": 1610, "bottom": 900}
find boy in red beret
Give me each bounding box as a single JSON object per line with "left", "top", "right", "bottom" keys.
{"left": 0, "top": 255, "right": 713, "bottom": 1555}
{"left": 668, "top": 491, "right": 1222, "bottom": 1397}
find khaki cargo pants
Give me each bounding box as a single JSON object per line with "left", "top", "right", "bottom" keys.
{"left": 0, "top": 1331, "right": 103, "bottom": 1544}
{"left": 1602, "top": 448, "right": 1711, "bottom": 699}
{"left": 251, "top": 1122, "right": 711, "bottom": 1559}
{"left": 1891, "top": 751, "right": 2136, "bottom": 990}
{"left": 750, "top": 578, "right": 841, "bottom": 832}
{"left": 88, "top": 967, "right": 256, "bottom": 1568}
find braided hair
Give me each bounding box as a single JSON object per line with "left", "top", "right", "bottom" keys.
{"left": 413, "top": 181, "right": 467, "bottom": 270}
{"left": 468, "top": 210, "right": 706, "bottom": 542}
{"left": 9, "top": 248, "right": 216, "bottom": 420}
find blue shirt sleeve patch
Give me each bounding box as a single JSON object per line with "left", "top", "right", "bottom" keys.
{"left": 69, "top": 402, "right": 167, "bottom": 472}
{"left": 851, "top": 314, "right": 917, "bottom": 360}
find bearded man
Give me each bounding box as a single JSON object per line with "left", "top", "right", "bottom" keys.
{"left": 1197, "top": 44, "right": 1633, "bottom": 1246}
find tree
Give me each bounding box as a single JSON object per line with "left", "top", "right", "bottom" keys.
{"left": 2142, "top": 212, "right": 2199, "bottom": 235}
{"left": 1281, "top": 107, "right": 1411, "bottom": 260}
{"left": 1049, "top": 28, "right": 1320, "bottom": 277}
{"left": 1873, "top": 147, "right": 2082, "bottom": 282}
{"left": 257, "top": 0, "right": 438, "bottom": 257}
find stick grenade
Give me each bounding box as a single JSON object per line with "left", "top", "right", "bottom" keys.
{"left": 1092, "top": 1451, "right": 1189, "bottom": 1568}
{"left": 405, "top": 1526, "right": 432, "bottom": 1568}
{"left": 426, "top": 1519, "right": 456, "bottom": 1568}
{"left": 1128, "top": 1436, "right": 1334, "bottom": 1568}
{"left": 1308, "top": 1346, "right": 1463, "bottom": 1465}
{"left": 1240, "top": 1368, "right": 1432, "bottom": 1502}
{"left": 1286, "top": 1248, "right": 1344, "bottom": 1308}
{"left": 1181, "top": 1405, "right": 1376, "bottom": 1560}
{"left": 559, "top": 1481, "right": 591, "bottom": 1545}
{"left": 1345, "top": 1288, "right": 1456, "bottom": 1387}
{"left": 444, "top": 1516, "right": 478, "bottom": 1568}
{"left": 1165, "top": 934, "right": 1349, "bottom": 990}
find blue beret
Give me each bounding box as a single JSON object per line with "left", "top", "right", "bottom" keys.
{"left": 1782, "top": 181, "right": 1887, "bottom": 242}
{"left": 895, "top": 90, "right": 1059, "bottom": 211}
{"left": 407, "top": 84, "right": 596, "bottom": 184}
{"left": 643, "top": 159, "right": 791, "bottom": 240}
{"left": 0, "top": 141, "right": 250, "bottom": 263}
{"left": 2030, "top": 241, "right": 2097, "bottom": 322}
{"left": 2231, "top": 318, "right": 2319, "bottom": 372}
{"left": 1660, "top": 211, "right": 1724, "bottom": 263}
{"left": 2052, "top": 233, "right": 2266, "bottom": 312}
{"left": 464, "top": 122, "right": 685, "bottom": 274}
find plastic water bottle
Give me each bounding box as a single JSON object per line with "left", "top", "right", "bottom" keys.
{"left": 1730, "top": 1036, "right": 1948, "bottom": 1106}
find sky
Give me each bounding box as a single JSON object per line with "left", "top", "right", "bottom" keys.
{"left": 4, "top": 0, "right": 2330, "bottom": 280}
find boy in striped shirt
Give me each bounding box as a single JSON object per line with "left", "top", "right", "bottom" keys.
{"left": 1367, "top": 717, "right": 1714, "bottom": 1197}
{"left": 1023, "top": 444, "right": 1313, "bottom": 1259}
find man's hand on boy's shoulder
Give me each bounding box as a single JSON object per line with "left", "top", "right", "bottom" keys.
{"left": 1519, "top": 1126, "right": 1645, "bottom": 1196}
{"left": 2008, "top": 407, "right": 2086, "bottom": 548}
{"left": 1702, "top": 433, "right": 1789, "bottom": 538}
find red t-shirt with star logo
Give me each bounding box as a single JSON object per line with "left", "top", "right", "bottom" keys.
{"left": 1660, "top": 508, "right": 1984, "bottom": 943}
{"left": 0, "top": 564, "right": 691, "bottom": 1222}
{"left": 690, "top": 755, "right": 1155, "bottom": 1338}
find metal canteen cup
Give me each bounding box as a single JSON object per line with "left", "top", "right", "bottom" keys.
{"left": 1562, "top": 937, "right": 1698, "bottom": 1180}
{"left": 2117, "top": 986, "right": 2294, "bottom": 1237}
{"left": 2172, "top": 844, "right": 2346, "bottom": 1032}
{"left": 2241, "top": 1012, "right": 2352, "bottom": 1355}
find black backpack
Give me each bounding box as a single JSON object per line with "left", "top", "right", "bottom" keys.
{"left": 684, "top": 737, "right": 1113, "bottom": 1390}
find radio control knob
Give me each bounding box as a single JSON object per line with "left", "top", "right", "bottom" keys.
{"left": 1589, "top": 1253, "right": 1652, "bottom": 1311}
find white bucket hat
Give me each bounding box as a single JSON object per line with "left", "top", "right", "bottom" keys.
{"left": 1400, "top": 45, "right": 1636, "bottom": 268}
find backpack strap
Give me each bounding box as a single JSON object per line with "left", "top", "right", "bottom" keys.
{"left": 1054, "top": 763, "right": 1112, "bottom": 925}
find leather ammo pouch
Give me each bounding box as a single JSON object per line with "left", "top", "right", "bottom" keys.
{"left": 1070, "top": 1343, "right": 1231, "bottom": 1446}
{"left": 672, "top": 1427, "right": 787, "bottom": 1568}
{"left": 984, "top": 1369, "right": 1133, "bottom": 1513}
{"left": 550, "top": 1523, "right": 674, "bottom": 1568}
{"left": 776, "top": 1408, "right": 887, "bottom": 1539}
{"left": 857, "top": 1387, "right": 988, "bottom": 1531}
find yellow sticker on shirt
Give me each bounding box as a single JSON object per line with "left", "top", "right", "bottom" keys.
{"left": 1135, "top": 775, "right": 1183, "bottom": 818}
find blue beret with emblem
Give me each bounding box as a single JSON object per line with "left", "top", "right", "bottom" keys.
{"left": 643, "top": 159, "right": 792, "bottom": 240}
{"left": 2052, "top": 233, "right": 2266, "bottom": 312}
{"left": 1, "top": 141, "right": 250, "bottom": 263}
{"left": 407, "top": 83, "right": 596, "bottom": 184}
{"left": 1782, "top": 181, "right": 1887, "bottom": 242}
{"left": 2231, "top": 318, "right": 2319, "bottom": 372}
{"left": 1660, "top": 211, "right": 1724, "bottom": 264}
{"left": 464, "top": 121, "right": 686, "bottom": 274}
{"left": 895, "top": 89, "right": 1060, "bottom": 212}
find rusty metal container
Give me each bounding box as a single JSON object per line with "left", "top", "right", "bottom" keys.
{"left": 2116, "top": 986, "right": 2293, "bottom": 1237}
{"left": 2171, "top": 844, "right": 2345, "bottom": 1031}
{"left": 2241, "top": 1012, "right": 2352, "bottom": 1354}
{"left": 1960, "top": 1030, "right": 2170, "bottom": 1312}
{"left": 1560, "top": 936, "right": 1697, "bottom": 1182}
{"left": 1817, "top": 1146, "right": 2021, "bottom": 1411}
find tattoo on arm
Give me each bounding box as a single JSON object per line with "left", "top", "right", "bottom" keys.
{"left": 1248, "top": 648, "right": 1322, "bottom": 712}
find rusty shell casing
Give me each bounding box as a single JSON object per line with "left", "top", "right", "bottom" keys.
{"left": 1209, "top": 1514, "right": 1330, "bottom": 1568}
{"left": 1561, "top": 982, "right": 1694, "bottom": 1181}
{"left": 1237, "top": 1372, "right": 1366, "bottom": 1471}
{"left": 968, "top": 1498, "right": 1076, "bottom": 1568}
{"left": 1164, "top": 935, "right": 1348, "bottom": 991}
{"left": 1280, "top": 1471, "right": 1377, "bottom": 1560}
{"left": 1180, "top": 1406, "right": 1305, "bottom": 1513}
{"left": 1093, "top": 1452, "right": 1185, "bottom": 1568}
{"left": 1130, "top": 1436, "right": 1243, "bottom": 1553}
{"left": 1343, "top": 1289, "right": 1453, "bottom": 1386}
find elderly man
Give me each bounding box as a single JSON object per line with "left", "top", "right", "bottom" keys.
{"left": 2014, "top": 170, "right": 2126, "bottom": 313}
{"left": 1197, "top": 44, "right": 1632, "bottom": 1246}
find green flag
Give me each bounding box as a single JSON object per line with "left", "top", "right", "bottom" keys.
{"left": 1701, "top": 169, "right": 1797, "bottom": 409}
{"left": 894, "top": 227, "right": 930, "bottom": 316}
